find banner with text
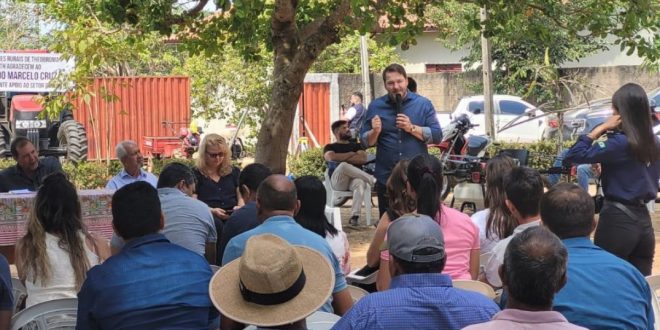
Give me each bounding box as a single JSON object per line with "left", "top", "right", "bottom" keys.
{"left": 0, "top": 53, "right": 74, "bottom": 92}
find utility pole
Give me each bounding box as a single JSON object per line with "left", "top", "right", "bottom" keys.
{"left": 481, "top": 7, "right": 495, "bottom": 140}
{"left": 359, "top": 34, "right": 372, "bottom": 104}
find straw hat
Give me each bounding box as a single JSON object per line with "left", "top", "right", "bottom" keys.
{"left": 210, "top": 234, "right": 334, "bottom": 327}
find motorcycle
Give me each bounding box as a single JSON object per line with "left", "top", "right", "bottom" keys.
{"left": 430, "top": 114, "right": 490, "bottom": 202}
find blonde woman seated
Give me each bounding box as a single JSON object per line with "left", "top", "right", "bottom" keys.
{"left": 16, "top": 173, "right": 110, "bottom": 307}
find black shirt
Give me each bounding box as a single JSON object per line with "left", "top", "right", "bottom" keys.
{"left": 193, "top": 166, "right": 240, "bottom": 210}
{"left": 323, "top": 142, "right": 363, "bottom": 177}
{"left": 0, "top": 157, "right": 62, "bottom": 192}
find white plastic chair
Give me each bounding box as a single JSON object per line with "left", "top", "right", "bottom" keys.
{"left": 210, "top": 265, "right": 221, "bottom": 274}
{"left": 323, "top": 170, "right": 372, "bottom": 226}
{"left": 645, "top": 275, "right": 660, "bottom": 330}
{"left": 11, "top": 278, "right": 27, "bottom": 315}
{"left": 346, "top": 285, "right": 369, "bottom": 303}
{"left": 11, "top": 298, "right": 78, "bottom": 330}
{"left": 452, "top": 279, "right": 497, "bottom": 299}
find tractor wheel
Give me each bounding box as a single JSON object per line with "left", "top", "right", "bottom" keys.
{"left": 57, "top": 120, "right": 88, "bottom": 163}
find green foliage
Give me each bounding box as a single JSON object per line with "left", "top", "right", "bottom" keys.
{"left": 287, "top": 148, "right": 327, "bottom": 179}
{"left": 310, "top": 32, "right": 403, "bottom": 74}
{"left": 487, "top": 140, "right": 573, "bottom": 170}
{"left": 149, "top": 158, "right": 197, "bottom": 176}
{"left": 427, "top": 1, "right": 613, "bottom": 108}
{"left": 0, "top": 1, "right": 48, "bottom": 49}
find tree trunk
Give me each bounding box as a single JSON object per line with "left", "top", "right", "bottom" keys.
{"left": 255, "top": 0, "right": 349, "bottom": 174}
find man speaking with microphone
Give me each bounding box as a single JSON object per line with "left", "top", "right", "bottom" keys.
{"left": 361, "top": 64, "right": 442, "bottom": 217}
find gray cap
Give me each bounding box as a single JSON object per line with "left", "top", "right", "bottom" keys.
{"left": 387, "top": 213, "right": 445, "bottom": 263}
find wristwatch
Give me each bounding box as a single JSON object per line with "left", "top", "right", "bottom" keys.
{"left": 410, "top": 125, "right": 416, "bottom": 133}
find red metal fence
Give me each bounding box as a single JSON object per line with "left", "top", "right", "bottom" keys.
{"left": 72, "top": 76, "right": 190, "bottom": 160}
{"left": 299, "top": 82, "right": 331, "bottom": 147}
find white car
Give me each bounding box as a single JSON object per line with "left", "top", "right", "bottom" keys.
{"left": 436, "top": 95, "right": 547, "bottom": 142}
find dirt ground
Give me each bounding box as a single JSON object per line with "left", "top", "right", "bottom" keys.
{"left": 341, "top": 198, "right": 660, "bottom": 275}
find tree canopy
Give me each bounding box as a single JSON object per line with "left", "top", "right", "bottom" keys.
{"left": 31, "top": 0, "right": 659, "bottom": 172}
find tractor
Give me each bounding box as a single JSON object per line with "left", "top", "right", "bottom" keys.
{"left": 0, "top": 92, "right": 88, "bottom": 163}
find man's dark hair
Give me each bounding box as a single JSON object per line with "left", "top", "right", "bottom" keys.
{"left": 407, "top": 77, "right": 417, "bottom": 93}
{"left": 352, "top": 92, "right": 363, "bottom": 102}
{"left": 256, "top": 175, "right": 297, "bottom": 211}
{"left": 157, "top": 162, "right": 195, "bottom": 189}
{"left": 392, "top": 248, "right": 446, "bottom": 274}
{"left": 503, "top": 226, "right": 567, "bottom": 308}
{"left": 382, "top": 63, "right": 407, "bottom": 82}
{"left": 112, "top": 181, "right": 162, "bottom": 240}
{"left": 10, "top": 136, "right": 32, "bottom": 158}
{"left": 541, "top": 183, "right": 594, "bottom": 239}
{"left": 239, "top": 163, "right": 272, "bottom": 196}
{"left": 331, "top": 120, "right": 348, "bottom": 135}
{"left": 504, "top": 167, "right": 544, "bottom": 218}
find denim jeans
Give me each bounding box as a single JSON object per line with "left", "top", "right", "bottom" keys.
{"left": 548, "top": 149, "right": 595, "bottom": 191}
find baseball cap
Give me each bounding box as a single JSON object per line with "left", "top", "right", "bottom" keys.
{"left": 387, "top": 213, "right": 445, "bottom": 263}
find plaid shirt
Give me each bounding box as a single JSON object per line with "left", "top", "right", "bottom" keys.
{"left": 331, "top": 273, "right": 499, "bottom": 330}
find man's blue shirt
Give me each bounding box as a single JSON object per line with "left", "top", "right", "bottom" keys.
{"left": 360, "top": 92, "right": 442, "bottom": 184}
{"left": 222, "top": 215, "right": 347, "bottom": 313}
{"left": 553, "top": 237, "right": 654, "bottom": 330}
{"left": 331, "top": 273, "right": 499, "bottom": 330}
{"left": 105, "top": 168, "right": 158, "bottom": 190}
{"left": 76, "top": 233, "right": 216, "bottom": 330}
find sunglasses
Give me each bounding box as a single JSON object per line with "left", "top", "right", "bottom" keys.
{"left": 206, "top": 152, "right": 225, "bottom": 158}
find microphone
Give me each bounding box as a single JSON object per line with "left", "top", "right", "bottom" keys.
{"left": 395, "top": 94, "right": 402, "bottom": 114}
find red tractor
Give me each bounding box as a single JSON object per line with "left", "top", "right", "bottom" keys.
{"left": 0, "top": 92, "right": 88, "bottom": 162}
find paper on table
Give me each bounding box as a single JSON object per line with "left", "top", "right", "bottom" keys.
{"left": 8, "top": 189, "right": 33, "bottom": 194}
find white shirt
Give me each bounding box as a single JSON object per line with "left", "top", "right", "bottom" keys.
{"left": 344, "top": 106, "right": 357, "bottom": 120}
{"left": 26, "top": 232, "right": 99, "bottom": 307}
{"left": 485, "top": 219, "right": 541, "bottom": 287}
{"left": 471, "top": 209, "right": 499, "bottom": 254}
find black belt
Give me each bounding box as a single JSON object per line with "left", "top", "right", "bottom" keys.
{"left": 605, "top": 197, "right": 646, "bottom": 206}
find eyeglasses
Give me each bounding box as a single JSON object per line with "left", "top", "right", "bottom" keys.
{"left": 206, "top": 152, "right": 225, "bottom": 158}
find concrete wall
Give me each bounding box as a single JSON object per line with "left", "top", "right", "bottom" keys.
{"left": 332, "top": 66, "right": 659, "bottom": 114}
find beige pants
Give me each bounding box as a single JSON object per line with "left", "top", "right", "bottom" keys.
{"left": 331, "top": 162, "right": 372, "bottom": 217}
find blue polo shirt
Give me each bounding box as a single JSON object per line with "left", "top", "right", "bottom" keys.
{"left": 564, "top": 133, "right": 660, "bottom": 203}
{"left": 105, "top": 169, "right": 158, "bottom": 190}
{"left": 222, "top": 215, "right": 347, "bottom": 313}
{"left": 360, "top": 92, "right": 442, "bottom": 184}
{"left": 76, "top": 234, "right": 216, "bottom": 330}
{"left": 331, "top": 273, "right": 499, "bottom": 330}
{"left": 553, "top": 237, "right": 654, "bottom": 330}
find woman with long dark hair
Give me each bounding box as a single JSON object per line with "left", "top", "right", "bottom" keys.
{"left": 365, "top": 160, "right": 416, "bottom": 291}
{"left": 16, "top": 173, "right": 110, "bottom": 307}
{"left": 406, "top": 154, "right": 480, "bottom": 280}
{"left": 471, "top": 155, "right": 517, "bottom": 254}
{"left": 565, "top": 83, "right": 660, "bottom": 275}
{"left": 293, "top": 176, "right": 350, "bottom": 275}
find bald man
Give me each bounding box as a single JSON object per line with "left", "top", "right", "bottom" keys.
{"left": 220, "top": 175, "right": 352, "bottom": 327}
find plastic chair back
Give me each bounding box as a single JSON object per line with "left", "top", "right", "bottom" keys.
{"left": 498, "top": 149, "right": 529, "bottom": 166}
{"left": 346, "top": 285, "right": 369, "bottom": 303}
{"left": 11, "top": 298, "right": 78, "bottom": 330}
{"left": 452, "top": 279, "right": 496, "bottom": 299}
{"left": 11, "top": 278, "right": 26, "bottom": 314}
{"left": 210, "top": 265, "right": 221, "bottom": 274}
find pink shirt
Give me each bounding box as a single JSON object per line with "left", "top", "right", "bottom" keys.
{"left": 439, "top": 206, "right": 479, "bottom": 279}
{"left": 380, "top": 207, "right": 479, "bottom": 280}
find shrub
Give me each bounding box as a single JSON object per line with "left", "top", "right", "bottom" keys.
{"left": 487, "top": 140, "right": 573, "bottom": 170}
{"left": 288, "top": 147, "right": 326, "bottom": 179}
{"left": 62, "top": 161, "right": 114, "bottom": 189}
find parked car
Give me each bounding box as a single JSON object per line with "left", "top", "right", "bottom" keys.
{"left": 551, "top": 88, "right": 659, "bottom": 141}
{"left": 436, "top": 95, "right": 548, "bottom": 142}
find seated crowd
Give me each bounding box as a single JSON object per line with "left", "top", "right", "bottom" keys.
{"left": 0, "top": 134, "right": 656, "bottom": 329}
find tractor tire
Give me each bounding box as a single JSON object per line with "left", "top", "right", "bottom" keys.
{"left": 57, "top": 120, "right": 88, "bottom": 163}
